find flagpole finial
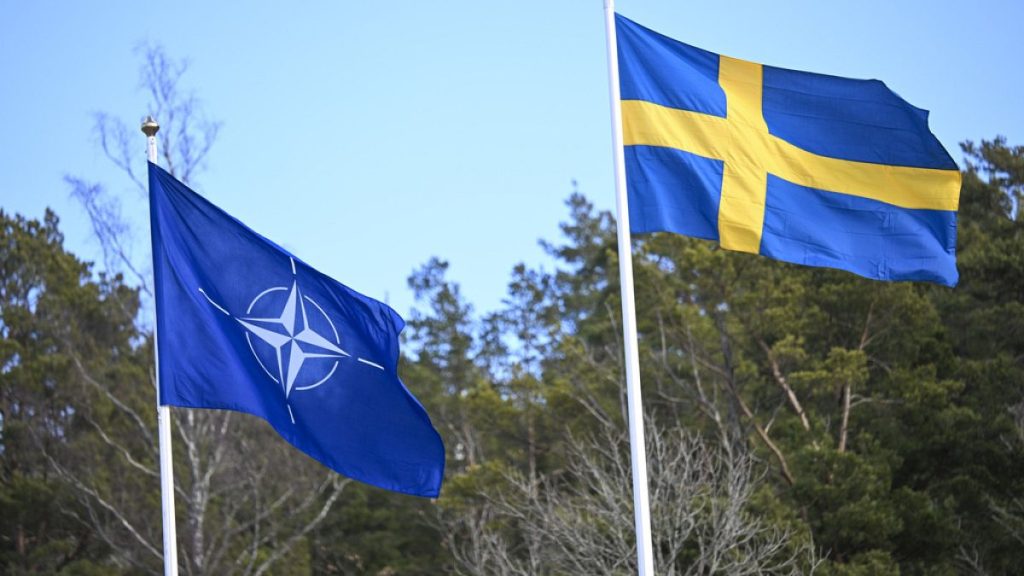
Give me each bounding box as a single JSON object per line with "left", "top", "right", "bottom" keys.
{"left": 141, "top": 116, "right": 160, "bottom": 137}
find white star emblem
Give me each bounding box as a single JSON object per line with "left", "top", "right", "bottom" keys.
{"left": 237, "top": 279, "right": 350, "bottom": 398}
{"left": 198, "top": 257, "right": 385, "bottom": 424}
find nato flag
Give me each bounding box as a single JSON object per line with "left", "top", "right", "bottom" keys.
{"left": 149, "top": 163, "right": 444, "bottom": 498}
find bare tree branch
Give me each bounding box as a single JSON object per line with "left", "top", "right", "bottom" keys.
{"left": 444, "top": 424, "right": 818, "bottom": 575}
{"left": 251, "top": 477, "right": 349, "bottom": 576}
{"left": 44, "top": 451, "right": 163, "bottom": 563}
{"left": 67, "top": 349, "right": 155, "bottom": 453}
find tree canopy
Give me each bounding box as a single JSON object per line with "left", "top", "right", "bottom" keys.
{"left": 4, "top": 138, "right": 1024, "bottom": 574}
{"left": 2, "top": 46, "right": 1022, "bottom": 573}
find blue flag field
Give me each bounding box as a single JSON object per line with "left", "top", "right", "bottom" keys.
{"left": 148, "top": 163, "right": 445, "bottom": 498}
{"left": 616, "top": 14, "right": 962, "bottom": 285}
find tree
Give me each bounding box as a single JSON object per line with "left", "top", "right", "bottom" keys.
{"left": 433, "top": 191, "right": 819, "bottom": 575}
{"left": 435, "top": 142, "right": 1024, "bottom": 574}
{"left": 928, "top": 137, "right": 1024, "bottom": 573}
{"left": 0, "top": 209, "right": 133, "bottom": 573}
{"left": 445, "top": 424, "right": 819, "bottom": 576}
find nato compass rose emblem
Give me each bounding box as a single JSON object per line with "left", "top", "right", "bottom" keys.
{"left": 198, "top": 257, "right": 384, "bottom": 423}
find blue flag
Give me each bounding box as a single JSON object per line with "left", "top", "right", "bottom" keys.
{"left": 149, "top": 163, "right": 444, "bottom": 498}
{"left": 616, "top": 14, "right": 961, "bottom": 285}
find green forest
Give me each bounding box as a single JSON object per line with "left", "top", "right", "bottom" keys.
{"left": 2, "top": 51, "right": 1024, "bottom": 575}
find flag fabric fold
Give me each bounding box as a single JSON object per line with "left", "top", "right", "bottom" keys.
{"left": 616, "top": 14, "right": 961, "bottom": 285}
{"left": 149, "top": 163, "right": 444, "bottom": 498}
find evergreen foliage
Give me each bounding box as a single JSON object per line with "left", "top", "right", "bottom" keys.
{"left": 2, "top": 139, "right": 1022, "bottom": 573}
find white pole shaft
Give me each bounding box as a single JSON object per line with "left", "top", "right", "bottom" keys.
{"left": 148, "top": 129, "right": 180, "bottom": 576}
{"left": 602, "top": 2, "right": 655, "bottom": 575}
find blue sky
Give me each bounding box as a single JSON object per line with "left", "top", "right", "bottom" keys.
{"left": 2, "top": 1, "right": 1022, "bottom": 318}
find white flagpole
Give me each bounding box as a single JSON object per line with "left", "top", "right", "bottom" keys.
{"left": 602, "top": 2, "right": 655, "bottom": 575}
{"left": 143, "top": 116, "right": 180, "bottom": 576}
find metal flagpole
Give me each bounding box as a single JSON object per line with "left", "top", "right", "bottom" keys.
{"left": 602, "top": 2, "right": 655, "bottom": 574}
{"left": 143, "top": 116, "right": 179, "bottom": 576}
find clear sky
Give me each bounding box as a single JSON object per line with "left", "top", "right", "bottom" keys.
{"left": 2, "top": 1, "right": 1022, "bottom": 318}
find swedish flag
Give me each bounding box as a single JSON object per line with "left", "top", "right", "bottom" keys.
{"left": 616, "top": 14, "right": 961, "bottom": 285}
